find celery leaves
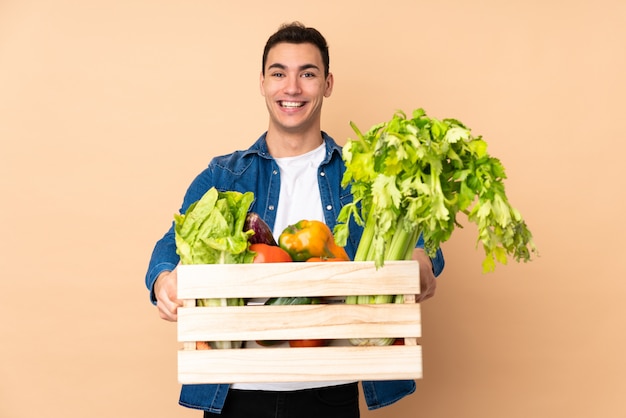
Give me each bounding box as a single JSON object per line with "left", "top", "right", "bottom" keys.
{"left": 334, "top": 108, "right": 537, "bottom": 273}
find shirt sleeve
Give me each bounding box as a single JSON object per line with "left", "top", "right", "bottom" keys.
{"left": 145, "top": 225, "right": 179, "bottom": 304}
{"left": 416, "top": 234, "right": 445, "bottom": 277}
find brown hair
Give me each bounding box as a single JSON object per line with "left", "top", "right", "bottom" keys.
{"left": 262, "top": 22, "right": 330, "bottom": 77}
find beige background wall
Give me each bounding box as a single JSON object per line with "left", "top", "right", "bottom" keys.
{"left": 1, "top": 1, "right": 625, "bottom": 417}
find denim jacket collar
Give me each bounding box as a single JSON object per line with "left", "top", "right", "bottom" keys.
{"left": 242, "top": 131, "right": 342, "bottom": 165}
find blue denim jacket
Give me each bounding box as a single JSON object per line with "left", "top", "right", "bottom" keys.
{"left": 145, "top": 132, "right": 445, "bottom": 413}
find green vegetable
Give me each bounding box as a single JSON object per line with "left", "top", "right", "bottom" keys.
{"left": 334, "top": 109, "right": 537, "bottom": 346}
{"left": 347, "top": 294, "right": 403, "bottom": 346}
{"left": 175, "top": 187, "right": 255, "bottom": 265}
{"left": 265, "top": 296, "right": 322, "bottom": 305}
{"left": 174, "top": 187, "right": 255, "bottom": 349}
{"left": 334, "top": 108, "right": 537, "bottom": 271}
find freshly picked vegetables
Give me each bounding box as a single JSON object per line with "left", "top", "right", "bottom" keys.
{"left": 279, "top": 219, "right": 350, "bottom": 261}
{"left": 334, "top": 108, "right": 537, "bottom": 271}
{"left": 273, "top": 220, "right": 348, "bottom": 346}
{"left": 174, "top": 187, "right": 255, "bottom": 349}
{"left": 244, "top": 213, "right": 293, "bottom": 262}
{"left": 244, "top": 212, "right": 279, "bottom": 246}
{"left": 250, "top": 243, "right": 292, "bottom": 263}
{"left": 261, "top": 297, "right": 328, "bottom": 348}
{"left": 333, "top": 108, "right": 537, "bottom": 346}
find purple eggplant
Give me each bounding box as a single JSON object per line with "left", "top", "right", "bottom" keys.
{"left": 244, "top": 212, "right": 277, "bottom": 246}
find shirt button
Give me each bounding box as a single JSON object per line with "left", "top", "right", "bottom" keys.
{"left": 273, "top": 170, "right": 278, "bottom": 175}
{"left": 320, "top": 172, "right": 325, "bottom": 176}
{"left": 326, "top": 205, "right": 333, "bottom": 211}
{"left": 269, "top": 205, "right": 275, "bottom": 211}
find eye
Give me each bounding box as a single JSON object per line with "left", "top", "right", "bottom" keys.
{"left": 302, "top": 72, "right": 316, "bottom": 78}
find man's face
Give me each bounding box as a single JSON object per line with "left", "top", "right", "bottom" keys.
{"left": 260, "top": 42, "right": 333, "bottom": 136}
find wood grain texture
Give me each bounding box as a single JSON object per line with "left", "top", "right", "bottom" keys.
{"left": 178, "top": 303, "right": 421, "bottom": 341}
{"left": 178, "top": 345, "right": 422, "bottom": 384}
{"left": 177, "top": 260, "right": 422, "bottom": 383}
{"left": 177, "top": 261, "right": 420, "bottom": 299}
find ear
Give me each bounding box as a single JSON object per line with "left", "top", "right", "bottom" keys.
{"left": 324, "top": 72, "right": 334, "bottom": 98}
{"left": 259, "top": 72, "right": 266, "bottom": 96}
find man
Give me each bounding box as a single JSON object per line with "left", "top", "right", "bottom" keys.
{"left": 145, "top": 22, "right": 445, "bottom": 417}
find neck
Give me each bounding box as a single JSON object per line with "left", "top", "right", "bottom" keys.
{"left": 265, "top": 129, "right": 324, "bottom": 158}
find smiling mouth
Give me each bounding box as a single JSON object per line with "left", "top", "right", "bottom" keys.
{"left": 279, "top": 101, "right": 305, "bottom": 109}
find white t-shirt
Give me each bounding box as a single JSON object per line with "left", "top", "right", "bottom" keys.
{"left": 232, "top": 142, "right": 354, "bottom": 391}
{"left": 271, "top": 142, "right": 326, "bottom": 241}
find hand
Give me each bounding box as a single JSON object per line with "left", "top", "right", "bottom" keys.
{"left": 412, "top": 248, "right": 437, "bottom": 302}
{"left": 154, "top": 268, "right": 183, "bottom": 321}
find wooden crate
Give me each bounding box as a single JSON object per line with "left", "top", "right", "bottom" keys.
{"left": 177, "top": 260, "right": 422, "bottom": 384}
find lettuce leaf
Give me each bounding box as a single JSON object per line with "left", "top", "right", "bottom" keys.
{"left": 174, "top": 187, "right": 255, "bottom": 265}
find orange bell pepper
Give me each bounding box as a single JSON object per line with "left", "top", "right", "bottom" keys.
{"left": 278, "top": 220, "right": 350, "bottom": 262}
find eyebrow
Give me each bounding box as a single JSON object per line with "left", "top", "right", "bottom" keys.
{"left": 267, "top": 63, "right": 321, "bottom": 72}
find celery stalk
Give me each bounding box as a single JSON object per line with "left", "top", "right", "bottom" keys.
{"left": 334, "top": 108, "right": 536, "bottom": 273}
{"left": 199, "top": 298, "right": 244, "bottom": 349}
{"left": 335, "top": 109, "right": 537, "bottom": 347}
{"left": 347, "top": 214, "right": 418, "bottom": 346}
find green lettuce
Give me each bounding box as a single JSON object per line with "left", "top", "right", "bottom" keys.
{"left": 174, "top": 187, "right": 255, "bottom": 348}
{"left": 175, "top": 187, "right": 255, "bottom": 265}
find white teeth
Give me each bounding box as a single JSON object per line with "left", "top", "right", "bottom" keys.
{"left": 281, "top": 101, "right": 303, "bottom": 108}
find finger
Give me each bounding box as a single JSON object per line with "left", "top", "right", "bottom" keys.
{"left": 167, "top": 289, "right": 183, "bottom": 308}
{"left": 157, "top": 299, "right": 178, "bottom": 322}
{"left": 417, "top": 278, "right": 436, "bottom": 302}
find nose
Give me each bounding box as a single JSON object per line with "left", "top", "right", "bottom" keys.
{"left": 283, "top": 75, "right": 301, "bottom": 95}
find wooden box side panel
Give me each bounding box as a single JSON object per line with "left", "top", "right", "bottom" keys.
{"left": 178, "top": 303, "right": 421, "bottom": 342}
{"left": 177, "top": 260, "right": 422, "bottom": 383}
{"left": 177, "top": 261, "right": 420, "bottom": 299}
{"left": 178, "top": 345, "right": 422, "bottom": 384}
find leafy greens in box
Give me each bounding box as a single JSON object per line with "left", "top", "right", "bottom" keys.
{"left": 174, "top": 187, "right": 255, "bottom": 348}
{"left": 334, "top": 108, "right": 537, "bottom": 273}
